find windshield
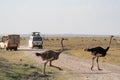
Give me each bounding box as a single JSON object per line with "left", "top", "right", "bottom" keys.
{"left": 33, "top": 37, "right": 42, "bottom": 41}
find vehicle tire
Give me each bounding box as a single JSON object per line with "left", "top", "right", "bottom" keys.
{"left": 39, "top": 45, "right": 43, "bottom": 49}
{"left": 14, "top": 47, "right": 17, "bottom": 51}
{"left": 41, "top": 46, "right": 43, "bottom": 49}
{"left": 6, "top": 47, "right": 9, "bottom": 51}
{"left": 10, "top": 48, "right": 12, "bottom": 51}
{"left": 38, "top": 47, "right": 41, "bottom": 49}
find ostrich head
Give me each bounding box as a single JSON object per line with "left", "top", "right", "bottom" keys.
{"left": 108, "top": 35, "right": 114, "bottom": 47}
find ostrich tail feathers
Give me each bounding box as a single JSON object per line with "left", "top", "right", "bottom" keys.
{"left": 35, "top": 53, "right": 42, "bottom": 57}
{"left": 84, "top": 48, "right": 88, "bottom": 51}
{"left": 84, "top": 48, "right": 91, "bottom": 52}
{"left": 84, "top": 48, "right": 96, "bottom": 53}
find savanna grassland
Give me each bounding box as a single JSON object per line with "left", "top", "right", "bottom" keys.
{"left": 0, "top": 36, "right": 120, "bottom": 80}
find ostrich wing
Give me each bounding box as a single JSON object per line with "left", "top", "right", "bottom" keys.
{"left": 87, "top": 46, "right": 105, "bottom": 53}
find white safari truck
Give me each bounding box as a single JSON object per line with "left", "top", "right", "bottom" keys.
{"left": 0, "top": 34, "right": 20, "bottom": 51}
{"left": 29, "top": 32, "right": 43, "bottom": 49}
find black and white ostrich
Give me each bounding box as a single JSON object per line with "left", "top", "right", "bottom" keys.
{"left": 35, "top": 38, "right": 65, "bottom": 75}
{"left": 84, "top": 35, "right": 114, "bottom": 70}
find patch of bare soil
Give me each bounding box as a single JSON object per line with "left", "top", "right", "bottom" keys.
{"left": 24, "top": 50, "right": 120, "bottom": 80}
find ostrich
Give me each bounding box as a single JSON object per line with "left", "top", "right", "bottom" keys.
{"left": 84, "top": 35, "right": 114, "bottom": 70}
{"left": 35, "top": 38, "right": 65, "bottom": 75}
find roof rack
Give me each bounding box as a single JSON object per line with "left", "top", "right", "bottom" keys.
{"left": 32, "top": 32, "right": 40, "bottom": 36}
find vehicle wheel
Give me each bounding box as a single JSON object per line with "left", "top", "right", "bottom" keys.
{"left": 41, "top": 46, "right": 43, "bottom": 49}
{"left": 14, "top": 47, "right": 17, "bottom": 51}
{"left": 39, "top": 45, "right": 43, "bottom": 49}
{"left": 38, "top": 47, "right": 41, "bottom": 49}
{"left": 10, "top": 48, "right": 12, "bottom": 51}
{"left": 6, "top": 47, "right": 9, "bottom": 51}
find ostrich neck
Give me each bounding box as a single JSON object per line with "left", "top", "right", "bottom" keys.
{"left": 105, "top": 36, "right": 113, "bottom": 53}
{"left": 108, "top": 37, "right": 113, "bottom": 47}
{"left": 58, "top": 38, "right": 64, "bottom": 55}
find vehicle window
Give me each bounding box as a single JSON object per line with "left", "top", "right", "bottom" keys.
{"left": 33, "top": 37, "right": 42, "bottom": 41}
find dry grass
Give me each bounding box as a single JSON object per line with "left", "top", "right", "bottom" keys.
{"left": 0, "top": 36, "right": 120, "bottom": 80}
{"left": 0, "top": 51, "right": 40, "bottom": 80}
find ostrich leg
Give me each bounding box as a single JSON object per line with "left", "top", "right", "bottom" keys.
{"left": 49, "top": 60, "right": 63, "bottom": 70}
{"left": 43, "top": 61, "right": 48, "bottom": 75}
{"left": 91, "top": 56, "right": 96, "bottom": 70}
{"left": 96, "top": 57, "right": 102, "bottom": 70}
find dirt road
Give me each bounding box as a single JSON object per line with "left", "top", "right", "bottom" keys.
{"left": 20, "top": 47, "right": 120, "bottom": 80}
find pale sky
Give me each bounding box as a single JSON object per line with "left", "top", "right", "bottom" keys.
{"left": 0, "top": 0, "right": 120, "bottom": 35}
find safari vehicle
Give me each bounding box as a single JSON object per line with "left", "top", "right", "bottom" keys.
{"left": 0, "top": 34, "right": 20, "bottom": 51}
{"left": 29, "top": 32, "right": 43, "bottom": 49}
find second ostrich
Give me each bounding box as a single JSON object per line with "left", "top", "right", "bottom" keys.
{"left": 84, "top": 35, "right": 114, "bottom": 70}
{"left": 35, "top": 38, "right": 65, "bottom": 75}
